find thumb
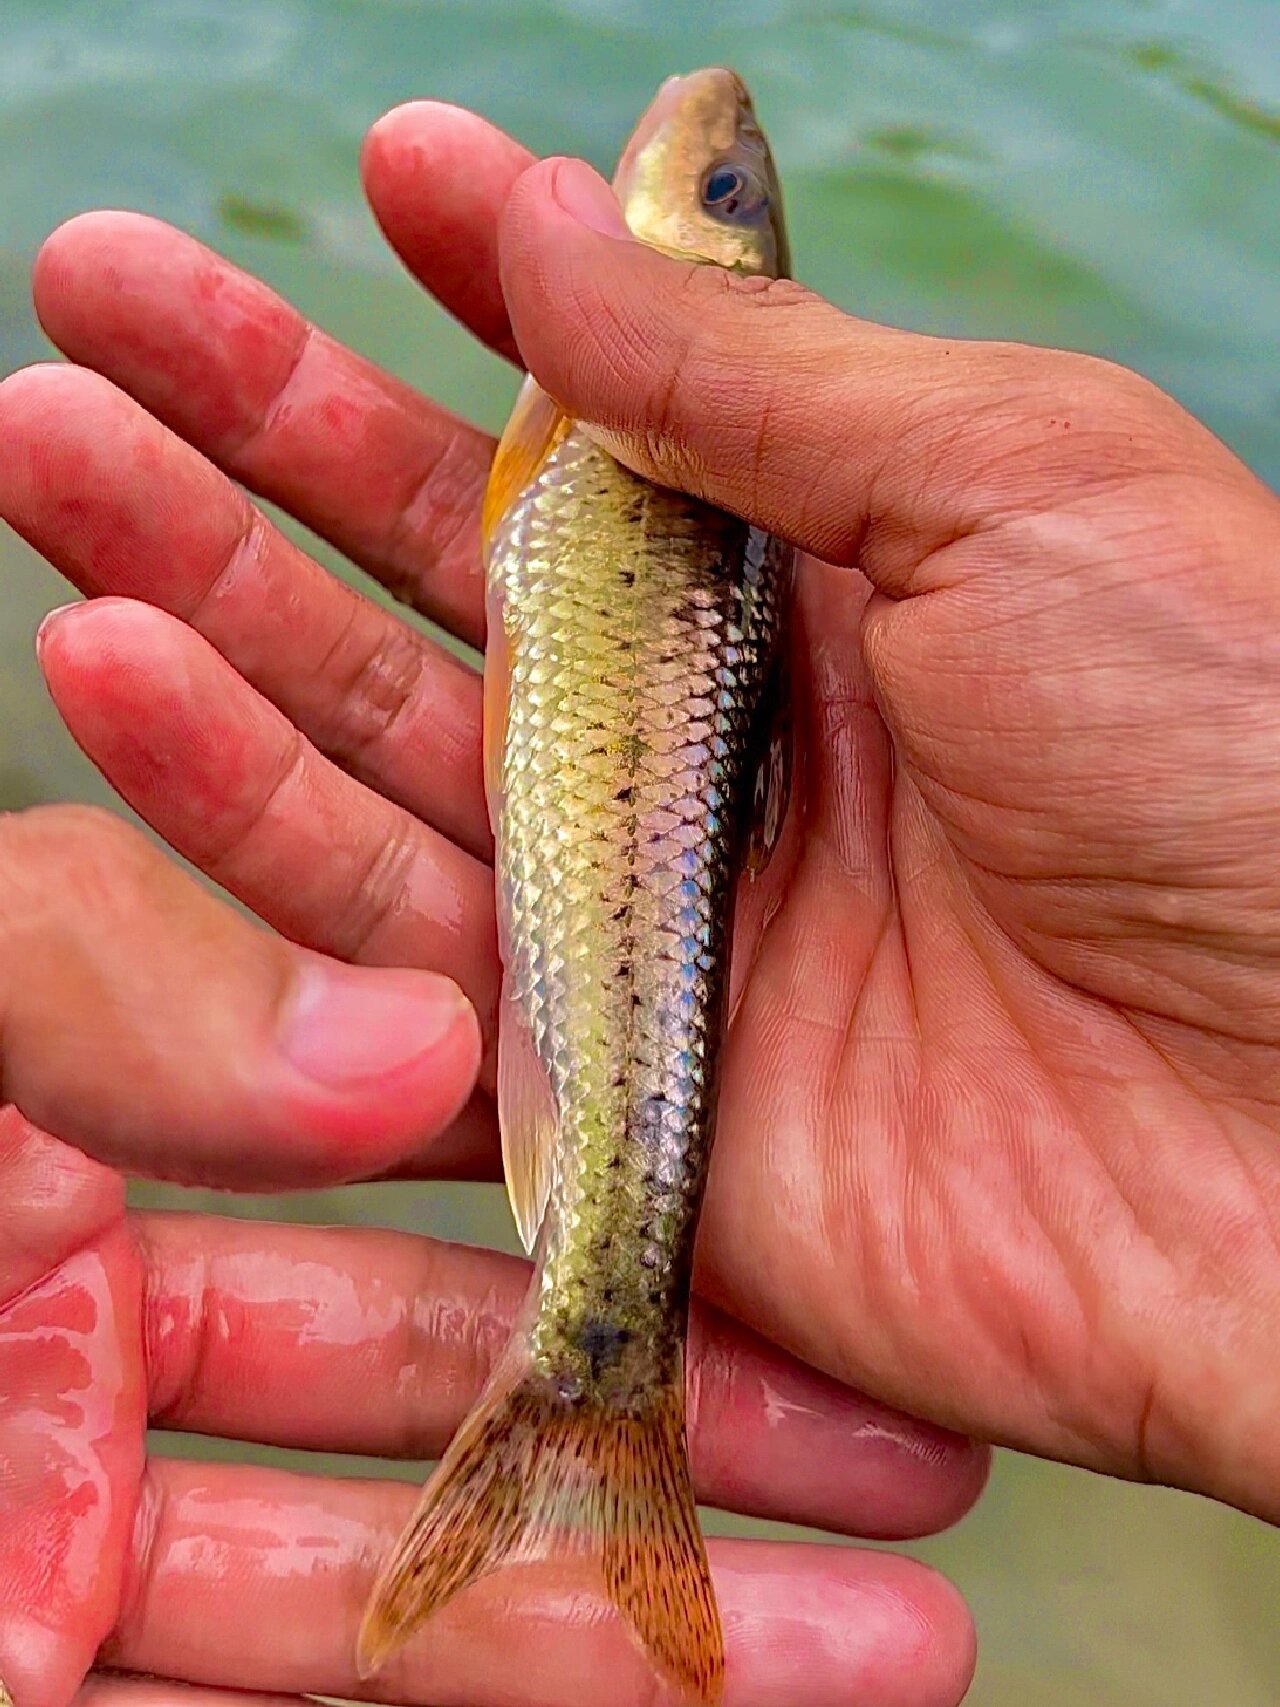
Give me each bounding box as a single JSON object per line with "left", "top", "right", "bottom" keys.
{"left": 498, "top": 157, "right": 1191, "bottom": 589}
{"left": 0, "top": 807, "right": 481, "bottom": 1189}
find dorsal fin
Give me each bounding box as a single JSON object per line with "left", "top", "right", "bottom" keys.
{"left": 481, "top": 375, "right": 571, "bottom": 551}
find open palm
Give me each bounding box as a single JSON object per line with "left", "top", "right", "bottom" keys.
{"left": 2, "top": 102, "right": 1277, "bottom": 1707}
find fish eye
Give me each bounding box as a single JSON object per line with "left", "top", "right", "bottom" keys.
{"left": 700, "top": 161, "right": 767, "bottom": 221}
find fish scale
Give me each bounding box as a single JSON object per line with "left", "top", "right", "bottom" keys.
{"left": 488, "top": 426, "right": 782, "bottom": 1405}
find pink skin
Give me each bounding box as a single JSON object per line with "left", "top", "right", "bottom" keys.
{"left": 111, "top": 1465, "right": 967, "bottom": 1707}
{"left": 0, "top": 1119, "right": 143, "bottom": 1707}
{"left": 35, "top": 591, "right": 500, "bottom": 1065}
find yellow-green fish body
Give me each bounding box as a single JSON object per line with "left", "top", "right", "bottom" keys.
{"left": 360, "top": 67, "right": 792, "bottom": 1703}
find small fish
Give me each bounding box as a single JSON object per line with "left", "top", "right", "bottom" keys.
{"left": 358, "top": 67, "right": 793, "bottom": 1702}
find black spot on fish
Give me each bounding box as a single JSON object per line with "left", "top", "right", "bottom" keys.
{"left": 579, "top": 1319, "right": 632, "bottom": 1379}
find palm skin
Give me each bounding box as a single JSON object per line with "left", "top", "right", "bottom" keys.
{"left": 711, "top": 427, "right": 1280, "bottom": 1516}
{"left": 1, "top": 94, "right": 1278, "bottom": 1707}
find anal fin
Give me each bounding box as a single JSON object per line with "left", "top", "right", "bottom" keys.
{"left": 497, "top": 980, "right": 559, "bottom": 1253}
{"left": 745, "top": 654, "right": 793, "bottom": 877}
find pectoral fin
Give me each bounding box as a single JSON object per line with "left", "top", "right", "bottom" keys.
{"left": 745, "top": 653, "right": 793, "bottom": 877}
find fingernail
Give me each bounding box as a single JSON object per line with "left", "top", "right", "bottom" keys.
{"left": 279, "top": 958, "right": 470, "bottom": 1089}
{"left": 35, "top": 601, "right": 78, "bottom": 658}
{"left": 552, "top": 157, "right": 631, "bottom": 239}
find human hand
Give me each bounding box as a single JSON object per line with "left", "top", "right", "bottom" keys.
{"left": 6, "top": 90, "right": 1276, "bottom": 1701}
{"left": 10, "top": 85, "right": 1278, "bottom": 1553}
{"left": 0, "top": 124, "right": 988, "bottom": 1707}
{"left": 492, "top": 153, "right": 1280, "bottom": 1520}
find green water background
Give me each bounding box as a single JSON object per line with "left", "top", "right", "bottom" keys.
{"left": 2, "top": 1, "right": 1279, "bottom": 1700}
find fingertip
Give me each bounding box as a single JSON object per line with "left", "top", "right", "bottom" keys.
{"left": 715, "top": 1541, "right": 977, "bottom": 1707}
{"left": 28, "top": 212, "right": 304, "bottom": 451}
{"left": 494, "top": 151, "right": 631, "bottom": 390}
{"left": 0, "top": 359, "right": 109, "bottom": 447}
{"left": 0, "top": 358, "right": 64, "bottom": 417}
{"left": 894, "top": 1557, "right": 979, "bottom": 1707}
{"left": 0, "top": 362, "right": 64, "bottom": 491}
{"left": 495, "top": 152, "right": 568, "bottom": 269}
{"left": 39, "top": 595, "right": 183, "bottom": 686}
{"left": 33, "top": 599, "right": 79, "bottom": 666}
{"left": 33, "top": 210, "right": 167, "bottom": 338}
{"left": 277, "top": 955, "right": 477, "bottom": 1091}
{"left": 269, "top": 955, "right": 483, "bottom": 1179}
{"left": 930, "top": 1433, "right": 993, "bottom": 1533}
{"left": 361, "top": 98, "right": 495, "bottom": 179}
{"left": 362, "top": 103, "right": 533, "bottom": 363}
{"left": 40, "top": 599, "right": 208, "bottom": 736}
{"left": 519, "top": 155, "right": 628, "bottom": 240}
{"left": 821, "top": 1549, "right": 976, "bottom": 1707}
{"left": 0, "top": 364, "right": 140, "bottom": 557}
{"left": 690, "top": 1307, "right": 992, "bottom": 1541}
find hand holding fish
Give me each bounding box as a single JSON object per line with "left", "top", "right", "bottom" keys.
{"left": 497, "top": 145, "right": 1280, "bottom": 1521}
{"left": 1, "top": 78, "right": 1278, "bottom": 1707}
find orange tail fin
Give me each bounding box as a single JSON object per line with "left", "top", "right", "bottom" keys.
{"left": 357, "top": 1353, "right": 723, "bottom": 1703}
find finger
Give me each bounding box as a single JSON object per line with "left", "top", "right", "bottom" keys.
{"left": 0, "top": 1119, "right": 143, "bottom": 1707}
{"left": 37, "top": 597, "right": 500, "bottom": 1054}
{"left": 0, "top": 805, "right": 479, "bottom": 1189}
{"left": 109, "top": 1460, "right": 975, "bottom": 1707}
{"left": 32, "top": 213, "right": 493, "bottom": 645}
{"left": 0, "top": 364, "right": 489, "bottom": 862}
{"left": 498, "top": 158, "right": 1209, "bottom": 590}
{"left": 77, "top": 1679, "right": 305, "bottom": 1707}
{"left": 361, "top": 101, "right": 533, "bottom": 364}
{"left": 136, "top": 1211, "right": 987, "bottom": 1542}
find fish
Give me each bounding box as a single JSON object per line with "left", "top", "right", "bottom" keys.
{"left": 357, "top": 66, "right": 793, "bottom": 1703}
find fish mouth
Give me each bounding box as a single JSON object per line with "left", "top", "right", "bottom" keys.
{"left": 613, "top": 66, "right": 757, "bottom": 192}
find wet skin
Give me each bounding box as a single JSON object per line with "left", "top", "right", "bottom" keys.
{"left": 3, "top": 91, "right": 1280, "bottom": 1707}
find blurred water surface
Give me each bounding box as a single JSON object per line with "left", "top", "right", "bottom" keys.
{"left": 2, "top": 2, "right": 1279, "bottom": 1701}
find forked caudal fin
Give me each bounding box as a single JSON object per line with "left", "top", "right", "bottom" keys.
{"left": 356, "top": 1353, "right": 724, "bottom": 1703}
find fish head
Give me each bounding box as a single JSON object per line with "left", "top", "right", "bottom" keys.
{"left": 613, "top": 67, "right": 789, "bottom": 280}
